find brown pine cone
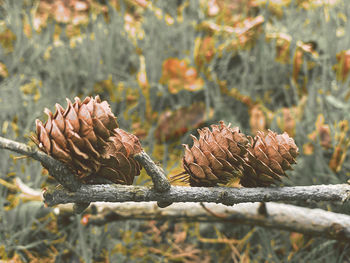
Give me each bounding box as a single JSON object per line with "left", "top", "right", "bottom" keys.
{"left": 240, "top": 130, "right": 298, "bottom": 187}
{"left": 32, "top": 96, "right": 142, "bottom": 184}
{"left": 182, "top": 121, "right": 249, "bottom": 187}
{"left": 175, "top": 122, "right": 299, "bottom": 188}
{"left": 98, "top": 128, "right": 142, "bottom": 185}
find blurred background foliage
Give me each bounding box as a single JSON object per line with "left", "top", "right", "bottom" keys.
{"left": 1, "top": 0, "right": 350, "bottom": 261}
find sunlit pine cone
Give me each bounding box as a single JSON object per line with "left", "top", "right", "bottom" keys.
{"left": 32, "top": 96, "right": 142, "bottom": 184}
{"left": 240, "top": 130, "right": 299, "bottom": 187}
{"left": 181, "top": 121, "right": 249, "bottom": 186}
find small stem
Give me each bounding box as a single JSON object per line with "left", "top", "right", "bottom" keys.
{"left": 134, "top": 151, "right": 171, "bottom": 192}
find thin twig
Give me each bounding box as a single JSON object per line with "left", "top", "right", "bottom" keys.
{"left": 0, "top": 136, "right": 90, "bottom": 213}
{"left": 134, "top": 151, "right": 171, "bottom": 192}
{"left": 0, "top": 136, "right": 81, "bottom": 191}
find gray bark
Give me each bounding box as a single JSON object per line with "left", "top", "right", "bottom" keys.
{"left": 43, "top": 183, "right": 350, "bottom": 206}
{"left": 57, "top": 201, "right": 350, "bottom": 241}
{"left": 11, "top": 177, "right": 350, "bottom": 241}
{"left": 134, "top": 151, "right": 171, "bottom": 192}
{"left": 0, "top": 136, "right": 81, "bottom": 191}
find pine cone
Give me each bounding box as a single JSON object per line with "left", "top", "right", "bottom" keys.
{"left": 176, "top": 122, "right": 299, "bottom": 188}
{"left": 98, "top": 128, "right": 142, "bottom": 185}
{"left": 32, "top": 96, "right": 142, "bottom": 184}
{"left": 240, "top": 131, "right": 298, "bottom": 187}
{"left": 182, "top": 121, "right": 249, "bottom": 187}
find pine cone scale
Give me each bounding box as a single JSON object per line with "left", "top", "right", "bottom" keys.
{"left": 215, "top": 157, "right": 234, "bottom": 172}
{"left": 203, "top": 151, "right": 223, "bottom": 170}
{"left": 223, "top": 149, "right": 239, "bottom": 165}
{"left": 83, "top": 138, "right": 100, "bottom": 158}
{"left": 278, "top": 145, "right": 294, "bottom": 163}
{"left": 227, "top": 138, "right": 241, "bottom": 154}
{"left": 254, "top": 147, "right": 269, "bottom": 164}
{"left": 51, "top": 139, "right": 71, "bottom": 162}
{"left": 185, "top": 163, "right": 200, "bottom": 178}
{"left": 36, "top": 119, "right": 51, "bottom": 151}
{"left": 266, "top": 145, "right": 283, "bottom": 164}
{"left": 78, "top": 104, "right": 93, "bottom": 125}
{"left": 93, "top": 118, "right": 111, "bottom": 139}
{"left": 67, "top": 139, "right": 88, "bottom": 159}
{"left": 67, "top": 131, "right": 85, "bottom": 150}
{"left": 269, "top": 159, "right": 285, "bottom": 175}
{"left": 192, "top": 145, "right": 210, "bottom": 166}
{"left": 53, "top": 106, "right": 65, "bottom": 131}
{"left": 50, "top": 120, "right": 67, "bottom": 149}
{"left": 210, "top": 141, "right": 227, "bottom": 159}
{"left": 281, "top": 159, "right": 292, "bottom": 170}
{"left": 65, "top": 101, "right": 80, "bottom": 131}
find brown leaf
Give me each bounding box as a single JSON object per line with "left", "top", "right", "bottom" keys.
{"left": 249, "top": 105, "right": 267, "bottom": 135}
{"left": 155, "top": 103, "right": 212, "bottom": 143}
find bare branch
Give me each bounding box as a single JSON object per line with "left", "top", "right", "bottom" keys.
{"left": 7, "top": 179, "right": 350, "bottom": 241}
{"left": 43, "top": 183, "right": 350, "bottom": 207}
{"left": 58, "top": 201, "right": 350, "bottom": 241}
{"left": 0, "top": 136, "right": 81, "bottom": 191}
{"left": 134, "top": 151, "right": 171, "bottom": 192}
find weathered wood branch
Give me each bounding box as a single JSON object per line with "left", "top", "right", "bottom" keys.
{"left": 57, "top": 201, "right": 350, "bottom": 241}
{"left": 0, "top": 136, "right": 93, "bottom": 212}
{"left": 0, "top": 136, "right": 81, "bottom": 191}
{"left": 43, "top": 183, "right": 350, "bottom": 207}
{"left": 134, "top": 151, "right": 171, "bottom": 192}
{"left": 7, "top": 178, "right": 350, "bottom": 241}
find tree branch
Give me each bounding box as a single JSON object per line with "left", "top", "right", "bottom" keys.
{"left": 2, "top": 135, "right": 350, "bottom": 216}
{"left": 6, "top": 178, "right": 350, "bottom": 241}
{"left": 0, "top": 136, "right": 174, "bottom": 211}
{"left": 58, "top": 201, "right": 350, "bottom": 241}
{"left": 0, "top": 136, "right": 81, "bottom": 191}
{"left": 43, "top": 183, "right": 350, "bottom": 207}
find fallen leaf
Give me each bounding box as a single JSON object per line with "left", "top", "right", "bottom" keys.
{"left": 155, "top": 103, "right": 213, "bottom": 142}
{"left": 159, "top": 58, "right": 204, "bottom": 94}
{"left": 249, "top": 105, "right": 267, "bottom": 135}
